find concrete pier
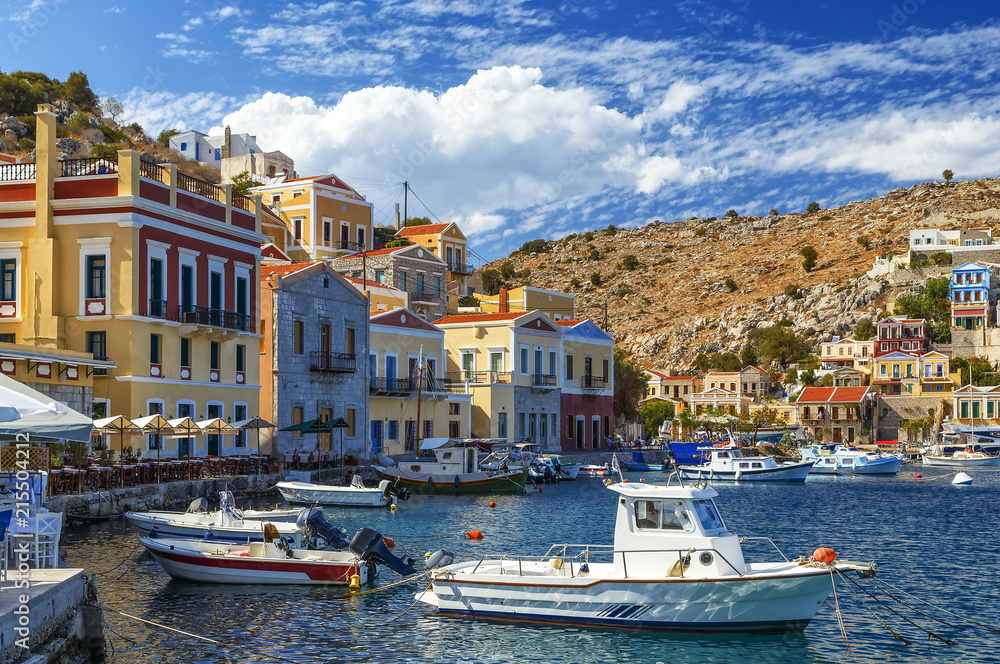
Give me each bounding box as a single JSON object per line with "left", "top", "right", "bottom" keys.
{"left": 0, "top": 568, "right": 102, "bottom": 664}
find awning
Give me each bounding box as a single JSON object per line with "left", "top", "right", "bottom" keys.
{"left": 0, "top": 347, "right": 116, "bottom": 368}
{"left": 953, "top": 308, "right": 985, "bottom": 316}
{"left": 419, "top": 437, "right": 452, "bottom": 451}
{"left": 0, "top": 373, "right": 94, "bottom": 442}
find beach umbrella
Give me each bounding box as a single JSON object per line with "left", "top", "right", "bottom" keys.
{"left": 232, "top": 416, "right": 275, "bottom": 470}
{"left": 92, "top": 415, "right": 141, "bottom": 488}
{"left": 0, "top": 373, "right": 94, "bottom": 443}
{"left": 327, "top": 417, "right": 350, "bottom": 476}
{"left": 133, "top": 414, "right": 173, "bottom": 482}
{"left": 196, "top": 418, "right": 237, "bottom": 456}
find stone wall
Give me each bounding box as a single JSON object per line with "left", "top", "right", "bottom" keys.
{"left": 873, "top": 395, "right": 948, "bottom": 443}
{"left": 513, "top": 386, "right": 561, "bottom": 448}
{"left": 952, "top": 327, "right": 1000, "bottom": 364}
{"left": 24, "top": 383, "right": 93, "bottom": 418}
{"left": 333, "top": 252, "right": 448, "bottom": 319}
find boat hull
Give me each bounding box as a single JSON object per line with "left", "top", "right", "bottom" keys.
{"left": 578, "top": 465, "right": 609, "bottom": 478}
{"left": 141, "top": 539, "right": 373, "bottom": 585}
{"left": 553, "top": 464, "right": 581, "bottom": 480}
{"left": 922, "top": 455, "right": 1000, "bottom": 467}
{"left": 677, "top": 462, "right": 813, "bottom": 482}
{"left": 421, "top": 567, "right": 837, "bottom": 633}
{"left": 620, "top": 461, "right": 666, "bottom": 472}
{"left": 275, "top": 481, "right": 389, "bottom": 507}
{"left": 373, "top": 466, "right": 528, "bottom": 494}
{"left": 807, "top": 457, "right": 902, "bottom": 475}
{"left": 125, "top": 512, "right": 301, "bottom": 544}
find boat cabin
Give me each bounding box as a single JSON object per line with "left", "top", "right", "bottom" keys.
{"left": 609, "top": 482, "right": 747, "bottom": 578}
{"left": 403, "top": 438, "right": 481, "bottom": 475}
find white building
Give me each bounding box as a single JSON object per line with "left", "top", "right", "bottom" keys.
{"left": 169, "top": 126, "right": 264, "bottom": 170}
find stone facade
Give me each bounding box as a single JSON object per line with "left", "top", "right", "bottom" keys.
{"left": 261, "top": 264, "right": 370, "bottom": 458}
{"left": 873, "top": 395, "right": 947, "bottom": 442}
{"left": 512, "top": 385, "right": 562, "bottom": 447}
{"left": 334, "top": 244, "right": 448, "bottom": 319}
{"left": 25, "top": 382, "right": 93, "bottom": 418}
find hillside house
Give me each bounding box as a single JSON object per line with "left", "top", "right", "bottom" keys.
{"left": 796, "top": 386, "right": 872, "bottom": 444}
{"left": 950, "top": 262, "right": 995, "bottom": 330}
{"left": 875, "top": 317, "right": 928, "bottom": 357}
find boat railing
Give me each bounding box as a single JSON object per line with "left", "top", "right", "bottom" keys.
{"left": 470, "top": 543, "right": 750, "bottom": 579}
{"left": 739, "top": 536, "right": 789, "bottom": 562}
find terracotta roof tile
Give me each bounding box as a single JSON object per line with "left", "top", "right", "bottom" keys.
{"left": 556, "top": 319, "right": 586, "bottom": 327}
{"left": 434, "top": 311, "right": 528, "bottom": 325}
{"left": 260, "top": 262, "right": 322, "bottom": 279}
{"left": 396, "top": 223, "right": 450, "bottom": 237}
{"left": 343, "top": 276, "right": 402, "bottom": 291}
{"left": 798, "top": 386, "right": 870, "bottom": 403}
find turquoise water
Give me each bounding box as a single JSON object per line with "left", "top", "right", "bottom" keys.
{"left": 62, "top": 467, "right": 1000, "bottom": 663}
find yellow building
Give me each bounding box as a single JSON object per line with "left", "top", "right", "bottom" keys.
{"left": 820, "top": 337, "right": 874, "bottom": 374}
{"left": 0, "top": 104, "right": 265, "bottom": 457}
{"left": 0, "top": 341, "right": 113, "bottom": 417}
{"left": 748, "top": 401, "right": 797, "bottom": 427}
{"left": 343, "top": 276, "right": 409, "bottom": 313}
{"left": 872, "top": 351, "right": 959, "bottom": 396}
{"left": 368, "top": 308, "right": 471, "bottom": 455}
{"left": 476, "top": 286, "right": 576, "bottom": 321}
{"left": 254, "top": 173, "right": 373, "bottom": 262}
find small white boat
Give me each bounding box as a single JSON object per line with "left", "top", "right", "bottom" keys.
{"left": 540, "top": 455, "right": 581, "bottom": 480}
{"left": 125, "top": 494, "right": 304, "bottom": 544}
{"left": 800, "top": 445, "right": 901, "bottom": 476}
{"left": 922, "top": 447, "right": 1000, "bottom": 467}
{"left": 578, "top": 464, "right": 609, "bottom": 478}
{"left": 374, "top": 439, "right": 528, "bottom": 495}
{"left": 276, "top": 476, "right": 409, "bottom": 508}
{"left": 141, "top": 517, "right": 417, "bottom": 584}
{"left": 418, "top": 478, "right": 875, "bottom": 633}
{"left": 677, "top": 446, "right": 813, "bottom": 482}
{"left": 144, "top": 492, "right": 301, "bottom": 523}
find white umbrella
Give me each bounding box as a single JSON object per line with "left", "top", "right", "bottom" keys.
{"left": 0, "top": 373, "right": 94, "bottom": 442}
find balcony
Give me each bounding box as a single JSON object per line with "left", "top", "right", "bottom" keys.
{"left": 447, "top": 261, "right": 474, "bottom": 275}
{"left": 411, "top": 291, "right": 441, "bottom": 304}
{"left": 446, "top": 370, "right": 514, "bottom": 384}
{"left": 582, "top": 374, "right": 607, "bottom": 389}
{"left": 532, "top": 373, "right": 557, "bottom": 388}
{"left": 149, "top": 299, "right": 169, "bottom": 319}
{"left": 178, "top": 305, "right": 252, "bottom": 332}
{"left": 311, "top": 351, "right": 356, "bottom": 373}
{"left": 369, "top": 377, "right": 414, "bottom": 395}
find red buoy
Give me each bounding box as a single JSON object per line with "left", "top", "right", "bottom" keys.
{"left": 812, "top": 547, "right": 837, "bottom": 564}
{"left": 489, "top": 501, "right": 496, "bottom": 508}
{"left": 465, "top": 530, "right": 483, "bottom": 540}
{"left": 915, "top": 473, "right": 922, "bottom": 479}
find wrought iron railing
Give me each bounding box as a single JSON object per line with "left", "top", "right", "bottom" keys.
{"left": 148, "top": 299, "right": 168, "bottom": 319}
{"left": 447, "top": 261, "right": 474, "bottom": 274}
{"left": 0, "top": 162, "right": 36, "bottom": 181}
{"left": 60, "top": 157, "right": 117, "bottom": 177}
{"left": 582, "top": 374, "right": 607, "bottom": 388}
{"left": 369, "top": 377, "right": 414, "bottom": 394}
{"left": 177, "top": 171, "right": 222, "bottom": 201}
{"left": 411, "top": 291, "right": 441, "bottom": 303}
{"left": 445, "top": 370, "right": 514, "bottom": 384}
{"left": 532, "top": 373, "right": 557, "bottom": 387}
{"left": 178, "top": 304, "right": 251, "bottom": 332}
{"left": 310, "top": 351, "right": 356, "bottom": 373}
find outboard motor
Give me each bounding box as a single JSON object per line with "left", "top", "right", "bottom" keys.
{"left": 296, "top": 507, "right": 351, "bottom": 550}
{"left": 185, "top": 497, "right": 208, "bottom": 513}
{"left": 378, "top": 479, "right": 410, "bottom": 502}
{"left": 425, "top": 549, "right": 454, "bottom": 569}
{"left": 349, "top": 527, "right": 416, "bottom": 576}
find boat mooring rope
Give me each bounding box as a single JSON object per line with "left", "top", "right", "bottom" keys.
{"left": 834, "top": 568, "right": 913, "bottom": 645}
{"left": 351, "top": 569, "right": 431, "bottom": 596}
{"left": 870, "top": 577, "right": 1000, "bottom": 636}
{"left": 828, "top": 569, "right": 852, "bottom": 653}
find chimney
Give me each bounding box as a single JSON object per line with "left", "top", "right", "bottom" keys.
{"left": 222, "top": 125, "right": 232, "bottom": 159}
{"left": 395, "top": 203, "right": 400, "bottom": 230}
{"left": 499, "top": 288, "right": 508, "bottom": 314}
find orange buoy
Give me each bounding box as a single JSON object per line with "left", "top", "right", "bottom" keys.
{"left": 622, "top": 478, "right": 629, "bottom": 483}
{"left": 812, "top": 547, "right": 838, "bottom": 564}
{"left": 465, "top": 530, "right": 483, "bottom": 540}
{"left": 915, "top": 473, "right": 922, "bottom": 479}
{"left": 489, "top": 501, "right": 496, "bottom": 508}
{"left": 639, "top": 478, "right": 644, "bottom": 482}
{"left": 538, "top": 486, "right": 543, "bottom": 493}
{"left": 382, "top": 536, "right": 395, "bottom": 549}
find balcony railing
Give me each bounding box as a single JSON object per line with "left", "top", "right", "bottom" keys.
{"left": 311, "top": 351, "right": 356, "bottom": 373}
{"left": 369, "top": 377, "right": 414, "bottom": 395}
{"left": 233, "top": 193, "right": 253, "bottom": 211}
{"left": 411, "top": 291, "right": 441, "bottom": 303}
{"left": 139, "top": 160, "right": 165, "bottom": 182}
{"left": 445, "top": 370, "right": 514, "bottom": 384}
{"left": 582, "top": 374, "right": 607, "bottom": 389}
{"left": 0, "top": 162, "right": 36, "bottom": 181}
{"left": 532, "top": 373, "right": 557, "bottom": 387}
{"left": 447, "top": 261, "right": 474, "bottom": 274}
{"left": 178, "top": 304, "right": 252, "bottom": 332}
{"left": 148, "top": 299, "right": 169, "bottom": 319}
{"left": 177, "top": 171, "right": 222, "bottom": 202}
{"left": 335, "top": 240, "right": 364, "bottom": 252}
{"left": 92, "top": 356, "right": 109, "bottom": 377}
{"left": 60, "top": 157, "right": 117, "bottom": 177}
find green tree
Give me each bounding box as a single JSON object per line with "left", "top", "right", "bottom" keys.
{"left": 853, "top": 317, "right": 876, "bottom": 341}
{"left": 769, "top": 208, "right": 779, "bottom": 216}
{"left": 621, "top": 254, "right": 639, "bottom": 270}
{"left": 90, "top": 143, "right": 118, "bottom": 159}
{"left": 614, "top": 348, "right": 648, "bottom": 420}
{"left": 724, "top": 277, "right": 738, "bottom": 292}
{"left": 100, "top": 97, "right": 125, "bottom": 123}
{"left": 821, "top": 373, "right": 834, "bottom": 387}
{"left": 640, "top": 400, "right": 675, "bottom": 438}
{"left": 499, "top": 261, "right": 517, "bottom": 280}
{"left": 403, "top": 216, "right": 432, "bottom": 227}
{"left": 942, "top": 169, "right": 954, "bottom": 185}
{"left": 230, "top": 170, "right": 262, "bottom": 196}
{"left": 856, "top": 235, "right": 870, "bottom": 250}
{"left": 806, "top": 201, "right": 821, "bottom": 213}
{"left": 604, "top": 224, "right": 618, "bottom": 235}
{"left": 746, "top": 324, "right": 811, "bottom": 368}
{"left": 0, "top": 73, "right": 46, "bottom": 116}
{"left": 800, "top": 245, "right": 818, "bottom": 272}
{"left": 784, "top": 283, "right": 801, "bottom": 298}
{"left": 590, "top": 272, "right": 601, "bottom": 286}
{"left": 799, "top": 369, "right": 817, "bottom": 385}
{"left": 480, "top": 269, "right": 504, "bottom": 296}
{"left": 740, "top": 344, "right": 758, "bottom": 367}
{"left": 385, "top": 238, "right": 411, "bottom": 248}
{"left": 724, "top": 209, "right": 739, "bottom": 218}
{"left": 457, "top": 294, "right": 479, "bottom": 307}
{"left": 519, "top": 238, "right": 547, "bottom": 253}
{"left": 583, "top": 231, "right": 594, "bottom": 241}
{"left": 711, "top": 352, "right": 742, "bottom": 372}
{"left": 157, "top": 128, "right": 179, "bottom": 147}
{"left": 373, "top": 226, "right": 397, "bottom": 248}
{"left": 63, "top": 71, "right": 98, "bottom": 107}
{"left": 569, "top": 277, "right": 581, "bottom": 288}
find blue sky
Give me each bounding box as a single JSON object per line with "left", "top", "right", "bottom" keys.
{"left": 4, "top": 1, "right": 1000, "bottom": 261}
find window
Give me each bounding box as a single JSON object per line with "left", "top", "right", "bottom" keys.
{"left": 518, "top": 412, "right": 526, "bottom": 438}
{"left": 180, "top": 142, "right": 187, "bottom": 151}
{"left": 272, "top": 193, "right": 281, "bottom": 204}
{"left": 497, "top": 412, "right": 507, "bottom": 438}
{"left": 693, "top": 500, "right": 725, "bottom": 531}
{"left": 323, "top": 220, "right": 332, "bottom": 245}
{"left": 214, "top": 148, "right": 221, "bottom": 161}
{"left": 234, "top": 403, "right": 247, "bottom": 446}
{"left": 634, "top": 500, "right": 693, "bottom": 531}
{"left": 150, "top": 334, "right": 161, "bottom": 364}
{"left": 398, "top": 272, "right": 407, "bottom": 291}
{"left": 357, "top": 226, "right": 366, "bottom": 249}
{"left": 346, "top": 327, "right": 356, "bottom": 356}
{"left": 449, "top": 402, "right": 460, "bottom": 415}
{"left": 603, "top": 358, "right": 609, "bottom": 380}
{"left": 86, "top": 255, "right": 106, "bottom": 299}
{"left": 566, "top": 355, "right": 574, "bottom": 380}
{"left": 461, "top": 351, "right": 474, "bottom": 375}
{"left": 566, "top": 415, "right": 574, "bottom": 438}
{"left": 387, "top": 419, "right": 399, "bottom": 440}
{"left": 490, "top": 351, "right": 504, "bottom": 372}
{"left": 550, "top": 414, "right": 557, "bottom": 440}
{"left": 180, "top": 338, "right": 190, "bottom": 366}
{"left": 375, "top": 269, "right": 385, "bottom": 284}
{"left": 415, "top": 273, "right": 424, "bottom": 295}
{"left": 293, "top": 218, "right": 302, "bottom": 242}
{"left": 549, "top": 349, "right": 556, "bottom": 376}
{"left": 423, "top": 420, "right": 433, "bottom": 439}
{"left": 292, "top": 406, "right": 303, "bottom": 438}
{"left": 210, "top": 341, "right": 220, "bottom": 370}
{"left": 0, "top": 333, "right": 14, "bottom": 343}
{"left": 346, "top": 408, "right": 356, "bottom": 437}
{"left": 1, "top": 259, "right": 16, "bottom": 302}
{"left": 520, "top": 346, "right": 529, "bottom": 375}
{"left": 236, "top": 344, "right": 245, "bottom": 372}
{"left": 449, "top": 420, "right": 461, "bottom": 437}
{"left": 294, "top": 321, "right": 304, "bottom": 354}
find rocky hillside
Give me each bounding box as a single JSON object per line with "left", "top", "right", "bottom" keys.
{"left": 483, "top": 178, "right": 1000, "bottom": 370}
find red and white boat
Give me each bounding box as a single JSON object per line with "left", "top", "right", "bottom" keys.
{"left": 140, "top": 536, "right": 376, "bottom": 585}
{"left": 577, "top": 464, "right": 609, "bottom": 478}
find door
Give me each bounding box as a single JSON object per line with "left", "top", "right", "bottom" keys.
{"left": 150, "top": 258, "right": 163, "bottom": 316}
{"left": 319, "top": 407, "right": 333, "bottom": 451}
{"left": 341, "top": 224, "right": 350, "bottom": 249}
{"left": 210, "top": 271, "right": 222, "bottom": 326}
{"left": 236, "top": 276, "right": 248, "bottom": 320}
{"left": 320, "top": 324, "right": 331, "bottom": 363}
{"left": 405, "top": 420, "right": 417, "bottom": 452}
{"left": 592, "top": 419, "right": 600, "bottom": 449}
{"left": 528, "top": 414, "right": 536, "bottom": 442}
{"left": 177, "top": 403, "right": 192, "bottom": 457}
{"left": 386, "top": 355, "right": 397, "bottom": 391}
{"left": 371, "top": 420, "right": 383, "bottom": 455}
{"left": 207, "top": 403, "right": 222, "bottom": 455}
{"left": 833, "top": 428, "right": 843, "bottom": 444}
{"left": 181, "top": 265, "right": 193, "bottom": 312}
{"left": 539, "top": 413, "right": 547, "bottom": 443}
{"left": 576, "top": 419, "right": 584, "bottom": 450}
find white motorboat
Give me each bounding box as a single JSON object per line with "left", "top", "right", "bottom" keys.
{"left": 142, "top": 492, "right": 301, "bottom": 524}
{"left": 578, "top": 464, "right": 610, "bottom": 478}
{"left": 141, "top": 514, "right": 417, "bottom": 584}
{"left": 922, "top": 446, "right": 1000, "bottom": 467}
{"left": 418, "top": 479, "right": 875, "bottom": 633}
{"left": 539, "top": 455, "right": 581, "bottom": 480}
{"left": 125, "top": 494, "right": 304, "bottom": 544}
{"left": 374, "top": 439, "right": 528, "bottom": 495}
{"left": 677, "top": 446, "right": 813, "bottom": 482}
{"left": 276, "top": 475, "right": 410, "bottom": 508}
{"left": 799, "top": 445, "right": 902, "bottom": 476}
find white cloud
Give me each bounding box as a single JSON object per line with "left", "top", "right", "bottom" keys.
{"left": 103, "top": 5, "right": 126, "bottom": 13}
{"left": 156, "top": 32, "right": 191, "bottom": 43}
{"left": 642, "top": 81, "right": 703, "bottom": 125}
{"left": 120, "top": 90, "right": 237, "bottom": 136}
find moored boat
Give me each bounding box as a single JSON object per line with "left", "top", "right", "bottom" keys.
{"left": 275, "top": 475, "right": 409, "bottom": 508}
{"left": 578, "top": 463, "right": 609, "bottom": 478}
{"left": 800, "top": 445, "right": 902, "bottom": 476}
{"left": 677, "top": 446, "right": 813, "bottom": 482}
{"left": 922, "top": 446, "right": 1000, "bottom": 467}
{"left": 143, "top": 492, "right": 302, "bottom": 524}
{"left": 539, "top": 455, "right": 581, "bottom": 480}
{"left": 418, "top": 478, "right": 875, "bottom": 632}
{"left": 125, "top": 494, "right": 305, "bottom": 544}
{"left": 374, "top": 438, "right": 528, "bottom": 495}
{"left": 620, "top": 451, "right": 666, "bottom": 472}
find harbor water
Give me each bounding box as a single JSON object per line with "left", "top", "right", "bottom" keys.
{"left": 61, "top": 467, "right": 1000, "bottom": 664}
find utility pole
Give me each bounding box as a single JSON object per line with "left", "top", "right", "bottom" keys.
{"left": 403, "top": 180, "right": 409, "bottom": 227}
{"left": 414, "top": 345, "right": 424, "bottom": 453}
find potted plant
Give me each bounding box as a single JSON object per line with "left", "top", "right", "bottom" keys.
{"left": 344, "top": 453, "right": 359, "bottom": 467}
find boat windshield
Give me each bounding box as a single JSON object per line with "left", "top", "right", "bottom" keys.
{"left": 633, "top": 500, "right": 694, "bottom": 532}
{"left": 692, "top": 499, "right": 726, "bottom": 531}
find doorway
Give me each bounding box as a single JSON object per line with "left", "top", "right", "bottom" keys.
{"left": 592, "top": 418, "right": 600, "bottom": 449}
{"left": 575, "top": 418, "right": 584, "bottom": 450}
